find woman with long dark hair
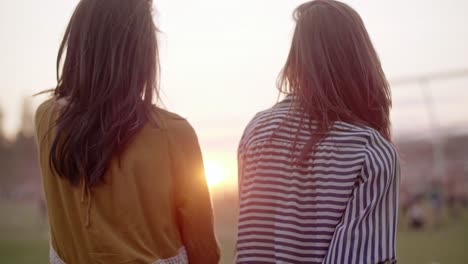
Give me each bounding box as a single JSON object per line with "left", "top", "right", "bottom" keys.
{"left": 236, "top": 1, "right": 400, "bottom": 263}
{"left": 34, "top": 0, "right": 219, "bottom": 263}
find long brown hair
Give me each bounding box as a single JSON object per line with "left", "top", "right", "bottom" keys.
{"left": 49, "top": 0, "right": 159, "bottom": 187}
{"left": 278, "top": 0, "right": 392, "bottom": 159}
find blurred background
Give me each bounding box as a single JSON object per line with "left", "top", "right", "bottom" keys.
{"left": 1, "top": 0, "right": 467, "bottom": 263}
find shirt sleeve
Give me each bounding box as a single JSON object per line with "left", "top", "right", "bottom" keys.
{"left": 237, "top": 112, "right": 259, "bottom": 192}
{"left": 237, "top": 131, "right": 248, "bottom": 195}
{"left": 322, "top": 134, "right": 400, "bottom": 264}
{"left": 170, "top": 122, "right": 220, "bottom": 264}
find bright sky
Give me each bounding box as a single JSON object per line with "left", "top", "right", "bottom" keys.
{"left": 1, "top": 0, "right": 468, "bottom": 189}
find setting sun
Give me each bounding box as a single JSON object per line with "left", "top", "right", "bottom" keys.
{"left": 204, "top": 159, "right": 229, "bottom": 189}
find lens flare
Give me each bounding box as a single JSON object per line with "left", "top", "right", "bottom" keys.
{"left": 204, "top": 159, "right": 227, "bottom": 188}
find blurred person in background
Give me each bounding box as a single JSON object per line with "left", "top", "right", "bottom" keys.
{"left": 429, "top": 178, "right": 443, "bottom": 227}
{"left": 461, "top": 171, "right": 468, "bottom": 208}
{"left": 235, "top": 1, "right": 400, "bottom": 263}
{"left": 446, "top": 174, "right": 460, "bottom": 219}
{"left": 408, "top": 195, "right": 425, "bottom": 230}
{"left": 400, "top": 183, "right": 411, "bottom": 218}
{"left": 34, "top": 0, "right": 219, "bottom": 263}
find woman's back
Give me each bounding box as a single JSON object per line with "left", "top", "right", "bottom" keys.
{"left": 35, "top": 0, "right": 219, "bottom": 262}
{"left": 236, "top": 97, "right": 400, "bottom": 264}
{"left": 36, "top": 99, "right": 219, "bottom": 263}
{"left": 236, "top": 1, "right": 400, "bottom": 262}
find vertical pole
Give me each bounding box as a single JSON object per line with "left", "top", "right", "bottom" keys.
{"left": 420, "top": 79, "right": 446, "bottom": 180}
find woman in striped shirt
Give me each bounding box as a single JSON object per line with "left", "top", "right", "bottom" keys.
{"left": 236, "top": 1, "right": 400, "bottom": 263}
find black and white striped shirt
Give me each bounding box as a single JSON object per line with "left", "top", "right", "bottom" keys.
{"left": 236, "top": 96, "right": 400, "bottom": 264}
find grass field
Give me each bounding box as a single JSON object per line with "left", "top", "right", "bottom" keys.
{"left": 1, "top": 201, "right": 467, "bottom": 264}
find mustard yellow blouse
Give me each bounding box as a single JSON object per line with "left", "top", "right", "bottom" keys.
{"left": 35, "top": 98, "right": 220, "bottom": 264}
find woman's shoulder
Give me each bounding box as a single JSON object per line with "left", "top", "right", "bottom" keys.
{"left": 149, "top": 108, "right": 202, "bottom": 157}
{"left": 334, "top": 121, "right": 398, "bottom": 163}
{"left": 34, "top": 97, "right": 58, "bottom": 132}
{"left": 35, "top": 97, "right": 55, "bottom": 117}
{"left": 335, "top": 122, "right": 396, "bottom": 148}
{"left": 152, "top": 107, "right": 184, "bottom": 121}
{"left": 151, "top": 107, "right": 198, "bottom": 139}
{"left": 364, "top": 128, "right": 397, "bottom": 160}
{"left": 350, "top": 125, "right": 399, "bottom": 173}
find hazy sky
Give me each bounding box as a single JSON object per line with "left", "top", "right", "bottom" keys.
{"left": 1, "top": 0, "right": 468, "bottom": 187}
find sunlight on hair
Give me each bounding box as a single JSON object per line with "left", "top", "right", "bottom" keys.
{"left": 204, "top": 159, "right": 228, "bottom": 189}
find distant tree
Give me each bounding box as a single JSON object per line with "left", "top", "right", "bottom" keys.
{"left": 0, "top": 107, "right": 6, "bottom": 148}
{"left": 0, "top": 106, "right": 13, "bottom": 198}
{"left": 13, "top": 97, "right": 40, "bottom": 198}
{"left": 0, "top": 98, "right": 41, "bottom": 200}
{"left": 19, "top": 97, "right": 34, "bottom": 138}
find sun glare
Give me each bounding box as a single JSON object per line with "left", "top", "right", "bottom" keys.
{"left": 204, "top": 160, "right": 228, "bottom": 189}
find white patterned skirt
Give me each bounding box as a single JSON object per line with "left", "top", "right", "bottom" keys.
{"left": 50, "top": 246, "right": 188, "bottom": 264}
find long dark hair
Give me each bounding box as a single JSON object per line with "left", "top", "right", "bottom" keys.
{"left": 49, "top": 0, "right": 159, "bottom": 187}
{"left": 278, "top": 0, "right": 392, "bottom": 159}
